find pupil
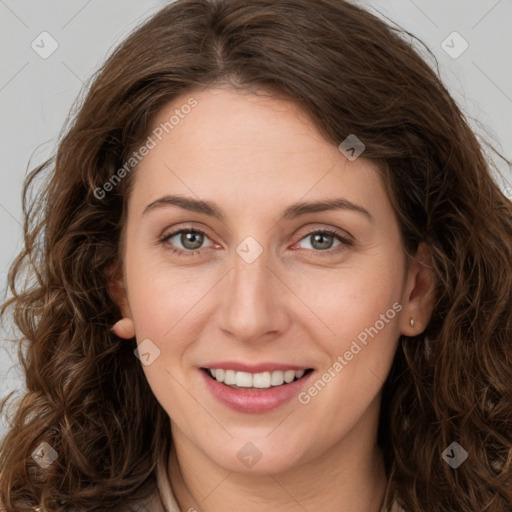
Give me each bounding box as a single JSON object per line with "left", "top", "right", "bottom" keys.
{"left": 182, "top": 232, "right": 203, "bottom": 250}
{"left": 313, "top": 233, "right": 332, "bottom": 250}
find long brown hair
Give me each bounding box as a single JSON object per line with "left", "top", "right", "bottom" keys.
{"left": 1, "top": 0, "right": 511, "bottom": 510}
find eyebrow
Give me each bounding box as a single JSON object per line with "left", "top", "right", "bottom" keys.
{"left": 142, "top": 194, "right": 373, "bottom": 222}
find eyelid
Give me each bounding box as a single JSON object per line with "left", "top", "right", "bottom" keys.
{"left": 159, "top": 222, "right": 216, "bottom": 243}
{"left": 294, "top": 224, "right": 354, "bottom": 244}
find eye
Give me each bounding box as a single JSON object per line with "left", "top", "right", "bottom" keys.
{"left": 159, "top": 227, "right": 352, "bottom": 257}
{"left": 159, "top": 228, "right": 214, "bottom": 256}
{"left": 294, "top": 229, "right": 352, "bottom": 256}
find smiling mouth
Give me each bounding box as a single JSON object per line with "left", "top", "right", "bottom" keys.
{"left": 201, "top": 367, "right": 314, "bottom": 390}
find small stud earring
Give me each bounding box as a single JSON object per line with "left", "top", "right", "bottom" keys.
{"left": 410, "top": 318, "right": 415, "bottom": 328}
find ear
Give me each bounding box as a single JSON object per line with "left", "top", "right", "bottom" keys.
{"left": 106, "top": 262, "right": 135, "bottom": 339}
{"left": 105, "top": 261, "right": 132, "bottom": 321}
{"left": 399, "top": 242, "right": 436, "bottom": 336}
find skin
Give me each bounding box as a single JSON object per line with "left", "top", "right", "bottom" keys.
{"left": 111, "top": 86, "right": 435, "bottom": 511}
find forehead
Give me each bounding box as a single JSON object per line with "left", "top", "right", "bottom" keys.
{"left": 150, "top": 86, "right": 335, "bottom": 162}
{"left": 129, "top": 86, "right": 385, "bottom": 217}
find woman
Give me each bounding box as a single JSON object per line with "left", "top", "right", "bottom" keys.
{"left": 1, "top": 0, "right": 511, "bottom": 511}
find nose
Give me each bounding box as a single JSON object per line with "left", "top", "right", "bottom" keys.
{"left": 216, "top": 244, "right": 290, "bottom": 344}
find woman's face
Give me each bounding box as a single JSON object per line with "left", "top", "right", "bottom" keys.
{"left": 113, "top": 86, "right": 431, "bottom": 474}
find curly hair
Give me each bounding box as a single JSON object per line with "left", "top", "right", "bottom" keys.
{"left": 1, "top": 0, "right": 511, "bottom": 510}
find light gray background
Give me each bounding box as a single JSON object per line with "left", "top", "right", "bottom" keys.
{"left": 1, "top": 0, "right": 511, "bottom": 436}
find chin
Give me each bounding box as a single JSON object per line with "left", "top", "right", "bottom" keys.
{"left": 204, "top": 437, "right": 309, "bottom": 475}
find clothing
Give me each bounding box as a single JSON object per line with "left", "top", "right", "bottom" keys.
{"left": 151, "top": 452, "right": 181, "bottom": 512}
{"left": 131, "top": 451, "right": 180, "bottom": 511}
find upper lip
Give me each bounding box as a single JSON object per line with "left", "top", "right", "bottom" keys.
{"left": 201, "top": 361, "right": 312, "bottom": 373}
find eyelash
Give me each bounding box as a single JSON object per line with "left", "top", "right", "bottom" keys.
{"left": 158, "top": 227, "right": 353, "bottom": 258}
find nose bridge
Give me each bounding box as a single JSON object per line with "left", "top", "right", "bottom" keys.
{"left": 217, "top": 236, "right": 285, "bottom": 341}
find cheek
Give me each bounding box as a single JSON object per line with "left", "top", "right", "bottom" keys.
{"left": 295, "top": 256, "right": 404, "bottom": 341}
{"left": 123, "top": 252, "right": 211, "bottom": 414}
{"left": 292, "top": 249, "right": 405, "bottom": 407}
{"left": 124, "top": 237, "right": 211, "bottom": 334}
{"left": 292, "top": 262, "right": 403, "bottom": 434}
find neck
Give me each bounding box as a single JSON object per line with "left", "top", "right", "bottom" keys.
{"left": 167, "top": 399, "right": 388, "bottom": 512}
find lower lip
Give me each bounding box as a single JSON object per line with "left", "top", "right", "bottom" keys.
{"left": 201, "top": 369, "right": 314, "bottom": 413}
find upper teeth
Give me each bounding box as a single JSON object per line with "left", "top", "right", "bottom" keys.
{"left": 209, "top": 369, "right": 306, "bottom": 388}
